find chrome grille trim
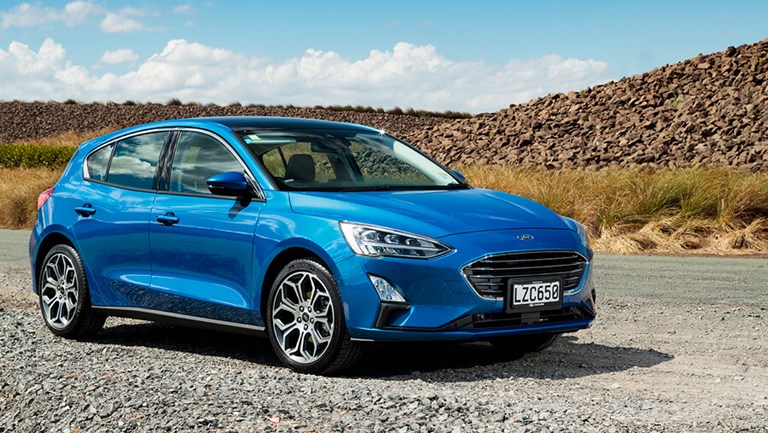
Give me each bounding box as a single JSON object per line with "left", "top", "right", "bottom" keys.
{"left": 461, "top": 251, "right": 588, "bottom": 300}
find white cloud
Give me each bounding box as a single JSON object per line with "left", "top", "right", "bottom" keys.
{"left": 100, "top": 12, "right": 145, "bottom": 32}
{"left": 0, "top": 1, "right": 97, "bottom": 28}
{"left": 0, "top": 38, "right": 611, "bottom": 113}
{"left": 173, "top": 5, "right": 193, "bottom": 15}
{"left": 101, "top": 48, "right": 138, "bottom": 64}
{"left": 117, "top": 7, "right": 147, "bottom": 17}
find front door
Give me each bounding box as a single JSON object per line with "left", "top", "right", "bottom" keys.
{"left": 149, "top": 130, "right": 263, "bottom": 324}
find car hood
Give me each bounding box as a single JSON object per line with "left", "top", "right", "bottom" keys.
{"left": 288, "top": 188, "right": 571, "bottom": 238}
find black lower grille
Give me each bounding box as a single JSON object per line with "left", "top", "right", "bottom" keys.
{"left": 463, "top": 251, "right": 587, "bottom": 298}
{"left": 469, "top": 307, "right": 592, "bottom": 329}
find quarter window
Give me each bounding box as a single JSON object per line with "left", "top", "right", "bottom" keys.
{"left": 106, "top": 132, "right": 167, "bottom": 190}
{"left": 85, "top": 143, "right": 114, "bottom": 181}
{"left": 169, "top": 132, "right": 244, "bottom": 195}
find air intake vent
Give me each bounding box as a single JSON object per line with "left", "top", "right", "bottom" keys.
{"left": 462, "top": 251, "right": 587, "bottom": 298}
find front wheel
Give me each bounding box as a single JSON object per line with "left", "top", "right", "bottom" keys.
{"left": 38, "top": 244, "right": 105, "bottom": 338}
{"left": 266, "top": 258, "right": 361, "bottom": 374}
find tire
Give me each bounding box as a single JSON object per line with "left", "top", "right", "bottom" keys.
{"left": 38, "top": 244, "right": 106, "bottom": 338}
{"left": 266, "top": 258, "right": 361, "bottom": 374}
{"left": 489, "top": 333, "right": 561, "bottom": 354}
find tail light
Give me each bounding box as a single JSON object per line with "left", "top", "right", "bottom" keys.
{"left": 37, "top": 188, "right": 54, "bottom": 210}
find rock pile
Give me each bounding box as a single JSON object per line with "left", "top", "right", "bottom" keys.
{"left": 1, "top": 39, "right": 767, "bottom": 171}
{"left": 409, "top": 39, "right": 768, "bottom": 171}
{"left": 0, "top": 102, "right": 447, "bottom": 144}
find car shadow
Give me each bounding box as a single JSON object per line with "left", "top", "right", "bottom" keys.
{"left": 348, "top": 335, "right": 674, "bottom": 381}
{"left": 95, "top": 320, "right": 280, "bottom": 367}
{"left": 93, "top": 321, "right": 673, "bottom": 381}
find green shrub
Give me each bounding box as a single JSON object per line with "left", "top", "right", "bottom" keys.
{"left": 0, "top": 144, "right": 75, "bottom": 168}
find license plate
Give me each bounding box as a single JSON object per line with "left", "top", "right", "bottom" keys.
{"left": 506, "top": 278, "right": 562, "bottom": 312}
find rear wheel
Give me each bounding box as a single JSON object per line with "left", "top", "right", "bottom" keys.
{"left": 38, "top": 244, "right": 105, "bottom": 338}
{"left": 489, "top": 333, "right": 561, "bottom": 354}
{"left": 266, "top": 258, "right": 360, "bottom": 374}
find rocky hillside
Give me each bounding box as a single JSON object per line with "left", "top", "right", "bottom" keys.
{"left": 1, "top": 39, "right": 767, "bottom": 171}
{"left": 411, "top": 39, "right": 768, "bottom": 171}
{"left": 0, "top": 102, "right": 448, "bottom": 144}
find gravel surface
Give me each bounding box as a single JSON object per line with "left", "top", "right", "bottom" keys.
{"left": 1, "top": 254, "right": 767, "bottom": 433}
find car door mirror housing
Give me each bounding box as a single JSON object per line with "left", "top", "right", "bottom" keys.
{"left": 449, "top": 169, "right": 466, "bottom": 182}
{"left": 207, "top": 171, "right": 251, "bottom": 196}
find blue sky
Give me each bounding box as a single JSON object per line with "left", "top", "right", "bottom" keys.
{"left": 1, "top": 1, "right": 766, "bottom": 112}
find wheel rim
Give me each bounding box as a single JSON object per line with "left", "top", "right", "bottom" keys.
{"left": 271, "top": 270, "right": 335, "bottom": 364}
{"left": 40, "top": 253, "right": 79, "bottom": 330}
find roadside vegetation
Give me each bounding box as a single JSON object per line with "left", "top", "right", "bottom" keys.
{"left": 0, "top": 167, "right": 61, "bottom": 228}
{"left": 461, "top": 166, "right": 768, "bottom": 255}
{"left": 1, "top": 132, "right": 766, "bottom": 255}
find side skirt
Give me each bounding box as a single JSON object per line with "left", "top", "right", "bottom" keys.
{"left": 92, "top": 306, "right": 266, "bottom": 337}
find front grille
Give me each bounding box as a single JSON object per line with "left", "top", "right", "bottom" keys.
{"left": 462, "top": 251, "right": 587, "bottom": 298}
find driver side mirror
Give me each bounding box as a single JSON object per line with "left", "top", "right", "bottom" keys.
{"left": 207, "top": 171, "right": 251, "bottom": 197}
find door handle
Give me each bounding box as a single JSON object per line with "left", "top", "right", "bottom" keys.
{"left": 74, "top": 204, "right": 96, "bottom": 217}
{"left": 156, "top": 212, "right": 180, "bottom": 226}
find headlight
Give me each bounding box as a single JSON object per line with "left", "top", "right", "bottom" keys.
{"left": 339, "top": 222, "right": 453, "bottom": 259}
{"left": 561, "top": 216, "right": 593, "bottom": 260}
{"left": 575, "top": 221, "right": 590, "bottom": 247}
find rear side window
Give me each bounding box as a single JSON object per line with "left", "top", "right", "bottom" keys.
{"left": 169, "top": 131, "right": 244, "bottom": 195}
{"left": 86, "top": 144, "right": 113, "bottom": 181}
{"left": 106, "top": 132, "right": 167, "bottom": 190}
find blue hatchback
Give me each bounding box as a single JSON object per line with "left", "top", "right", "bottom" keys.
{"left": 30, "top": 117, "right": 596, "bottom": 374}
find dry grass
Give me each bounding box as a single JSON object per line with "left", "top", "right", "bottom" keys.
{"left": 0, "top": 167, "right": 61, "bottom": 228}
{"left": 1, "top": 161, "right": 767, "bottom": 256}
{"left": 461, "top": 166, "right": 768, "bottom": 256}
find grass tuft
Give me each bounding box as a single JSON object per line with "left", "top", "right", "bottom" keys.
{"left": 0, "top": 168, "right": 61, "bottom": 228}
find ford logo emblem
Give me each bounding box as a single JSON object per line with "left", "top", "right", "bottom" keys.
{"left": 517, "top": 234, "right": 534, "bottom": 241}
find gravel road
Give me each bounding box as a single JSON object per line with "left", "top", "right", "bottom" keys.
{"left": 1, "top": 229, "right": 767, "bottom": 432}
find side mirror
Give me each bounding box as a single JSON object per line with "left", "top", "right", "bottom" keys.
{"left": 207, "top": 171, "right": 251, "bottom": 196}
{"left": 449, "top": 170, "right": 466, "bottom": 182}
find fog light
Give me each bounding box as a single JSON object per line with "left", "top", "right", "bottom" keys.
{"left": 368, "top": 275, "right": 407, "bottom": 303}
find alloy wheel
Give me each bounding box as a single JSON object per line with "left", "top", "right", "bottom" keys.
{"left": 40, "top": 253, "right": 79, "bottom": 330}
{"left": 271, "top": 270, "right": 335, "bottom": 364}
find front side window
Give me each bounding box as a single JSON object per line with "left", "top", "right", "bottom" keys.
{"left": 106, "top": 132, "right": 167, "bottom": 190}
{"left": 241, "top": 130, "right": 463, "bottom": 191}
{"left": 169, "top": 131, "right": 244, "bottom": 195}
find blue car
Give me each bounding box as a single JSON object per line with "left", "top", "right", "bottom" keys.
{"left": 30, "top": 117, "right": 596, "bottom": 374}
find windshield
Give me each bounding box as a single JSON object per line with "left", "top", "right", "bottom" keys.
{"left": 238, "top": 130, "right": 466, "bottom": 191}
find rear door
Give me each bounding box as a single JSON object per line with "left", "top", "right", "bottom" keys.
{"left": 148, "top": 130, "right": 263, "bottom": 325}
{"left": 71, "top": 131, "right": 168, "bottom": 307}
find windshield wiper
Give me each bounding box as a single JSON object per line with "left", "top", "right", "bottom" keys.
{"left": 445, "top": 183, "right": 470, "bottom": 189}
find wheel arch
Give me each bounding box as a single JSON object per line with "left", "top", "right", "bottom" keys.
{"left": 258, "top": 242, "right": 343, "bottom": 325}
{"left": 33, "top": 230, "right": 77, "bottom": 294}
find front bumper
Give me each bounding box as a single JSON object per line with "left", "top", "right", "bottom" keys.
{"left": 338, "top": 228, "right": 597, "bottom": 342}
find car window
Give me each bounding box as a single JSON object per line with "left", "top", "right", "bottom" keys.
{"left": 242, "top": 130, "right": 460, "bottom": 191}
{"left": 169, "top": 131, "right": 244, "bottom": 195}
{"left": 348, "top": 140, "right": 431, "bottom": 184}
{"left": 262, "top": 141, "right": 335, "bottom": 183}
{"left": 106, "top": 132, "right": 167, "bottom": 190}
{"left": 85, "top": 143, "right": 114, "bottom": 181}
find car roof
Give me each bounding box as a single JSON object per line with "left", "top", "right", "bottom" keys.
{"left": 80, "top": 116, "right": 381, "bottom": 150}
{"left": 80, "top": 116, "right": 382, "bottom": 152}
{"left": 139, "top": 116, "right": 379, "bottom": 134}
{"left": 199, "top": 116, "right": 377, "bottom": 132}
